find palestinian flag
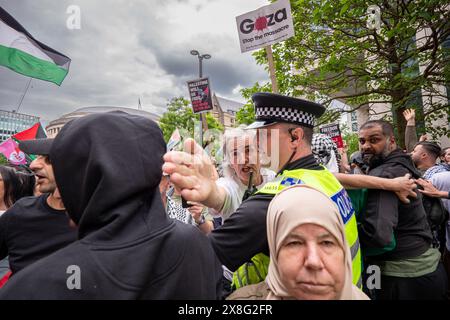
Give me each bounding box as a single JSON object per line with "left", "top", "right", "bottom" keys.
{"left": 0, "top": 6, "right": 71, "bottom": 85}
{"left": 12, "top": 122, "right": 47, "bottom": 141}
{"left": 12, "top": 122, "right": 47, "bottom": 163}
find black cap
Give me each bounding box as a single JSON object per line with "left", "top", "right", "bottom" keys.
{"left": 246, "top": 92, "right": 326, "bottom": 130}
{"left": 19, "top": 138, "right": 54, "bottom": 155}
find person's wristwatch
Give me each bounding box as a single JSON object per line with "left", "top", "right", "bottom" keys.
{"left": 194, "top": 214, "right": 205, "bottom": 226}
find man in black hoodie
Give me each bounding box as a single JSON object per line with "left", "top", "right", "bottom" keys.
{"left": 0, "top": 111, "right": 222, "bottom": 299}
{"left": 358, "top": 120, "right": 447, "bottom": 300}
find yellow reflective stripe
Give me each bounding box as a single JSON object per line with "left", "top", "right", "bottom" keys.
{"left": 344, "top": 215, "right": 358, "bottom": 247}
{"left": 344, "top": 215, "right": 362, "bottom": 286}
{"left": 352, "top": 248, "right": 362, "bottom": 288}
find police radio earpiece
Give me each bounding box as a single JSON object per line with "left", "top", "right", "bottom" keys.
{"left": 288, "top": 128, "right": 298, "bottom": 142}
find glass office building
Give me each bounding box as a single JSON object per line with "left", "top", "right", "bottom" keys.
{"left": 0, "top": 110, "right": 40, "bottom": 142}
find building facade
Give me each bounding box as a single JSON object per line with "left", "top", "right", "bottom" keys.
{"left": 46, "top": 106, "right": 160, "bottom": 138}
{"left": 210, "top": 94, "right": 244, "bottom": 129}
{"left": 0, "top": 110, "right": 40, "bottom": 142}
{"left": 332, "top": 29, "right": 449, "bottom": 147}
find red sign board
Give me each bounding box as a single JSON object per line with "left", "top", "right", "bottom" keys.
{"left": 320, "top": 123, "right": 344, "bottom": 148}
{"left": 187, "top": 77, "right": 213, "bottom": 114}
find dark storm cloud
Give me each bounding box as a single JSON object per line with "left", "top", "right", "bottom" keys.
{"left": 139, "top": 30, "right": 267, "bottom": 96}
{"left": 0, "top": 0, "right": 268, "bottom": 122}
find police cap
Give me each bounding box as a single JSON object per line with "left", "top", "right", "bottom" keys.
{"left": 246, "top": 92, "right": 326, "bottom": 129}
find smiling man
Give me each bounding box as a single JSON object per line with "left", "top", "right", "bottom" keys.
{"left": 0, "top": 138, "right": 76, "bottom": 276}
{"left": 357, "top": 120, "right": 447, "bottom": 300}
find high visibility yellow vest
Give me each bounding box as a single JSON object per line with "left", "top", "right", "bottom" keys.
{"left": 232, "top": 253, "right": 270, "bottom": 290}
{"left": 257, "top": 167, "right": 362, "bottom": 287}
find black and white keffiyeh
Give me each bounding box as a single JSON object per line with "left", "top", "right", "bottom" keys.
{"left": 312, "top": 133, "right": 341, "bottom": 167}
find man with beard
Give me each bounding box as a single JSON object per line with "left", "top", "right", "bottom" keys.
{"left": 209, "top": 127, "right": 276, "bottom": 222}
{"left": 164, "top": 93, "right": 364, "bottom": 288}
{"left": 192, "top": 127, "right": 276, "bottom": 293}
{"left": 0, "top": 140, "right": 76, "bottom": 276}
{"left": 357, "top": 120, "right": 447, "bottom": 300}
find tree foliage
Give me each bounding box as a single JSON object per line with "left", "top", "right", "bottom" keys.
{"left": 246, "top": 0, "right": 449, "bottom": 147}
{"left": 236, "top": 82, "right": 272, "bottom": 125}
{"left": 159, "top": 97, "right": 223, "bottom": 142}
{"left": 0, "top": 154, "right": 8, "bottom": 166}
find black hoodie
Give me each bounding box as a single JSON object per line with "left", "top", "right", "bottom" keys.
{"left": 0, "top": 111, "right": 222, "bottom": 299}
{"left": 358, "top": 149, "right": 432, "bottom": 261}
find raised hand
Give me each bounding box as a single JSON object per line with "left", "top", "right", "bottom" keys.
{"left": 163, "top": 139, "right": 219, "bottom": 207}
{"left": 419, "top": 134, "right": 428, "bottom": 142}
{"left": 402, "top": 109, "right": 416, "bottom": 126}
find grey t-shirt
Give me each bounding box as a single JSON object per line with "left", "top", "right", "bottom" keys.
{"left": 429, "top": 171, "right": 450, "bottom": 251}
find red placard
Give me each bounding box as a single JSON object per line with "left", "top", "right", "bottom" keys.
{"left": 187, "top": 77, "right": 213, "bottom": 114}
{"left": 320, "top": 123, "right": 344, "bottom": 148}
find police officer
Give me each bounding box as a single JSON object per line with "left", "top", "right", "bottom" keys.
{"left": 163, "top": 92, "right": 362, "bottom": 287}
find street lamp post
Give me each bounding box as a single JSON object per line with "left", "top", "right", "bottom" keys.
{"left": 190, "top": 50, "right": 211, "bottom": 146}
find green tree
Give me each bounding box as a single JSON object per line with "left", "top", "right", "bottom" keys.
{"left": 343, "top": 132, "right": 360, "bottom": 157}
{"left": 236, "top": 82, "right": 272, "bottom": 125}
{"left": 0, "top": 154, "right": 8, "bottom": 166}
{"left": 159, "top": 97, "right": 223, "bottom": 143}
{"left": 236, "top": 104, "right": 255, "bottom": 125}
{"left": 249, "top": 0, "right": 449, "bottom": 147}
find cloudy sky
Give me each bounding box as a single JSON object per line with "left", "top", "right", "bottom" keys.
{"left": 0, "top": 0, "right": 270, "bottom": 124}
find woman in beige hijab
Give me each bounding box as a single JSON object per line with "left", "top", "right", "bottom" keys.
{"left": 266, "top": 184, "right": 368, "bottom": 300}
{"left": 228, "top": 184, "right": 368, "bottom": 300}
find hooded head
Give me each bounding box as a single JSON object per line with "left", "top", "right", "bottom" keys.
{"left": 266, "top": 184, "right": 368, "bottom": 300}
{"left": 50, "top": 111, "right": 167, "bottom": 240}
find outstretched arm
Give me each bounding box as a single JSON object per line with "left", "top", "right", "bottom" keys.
{"left": 416, "top": 179, "right": 450, "bottom": 199}
{"left": 335, "top": 173, "right": 417, "bottom": 203}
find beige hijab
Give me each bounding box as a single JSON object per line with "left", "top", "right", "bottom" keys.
{"left": 266, "top": 184, "right": 369, "bottom": 300}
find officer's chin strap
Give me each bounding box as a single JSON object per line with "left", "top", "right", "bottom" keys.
{"left": 277, "top": 128, "right": 300, "bottom": 175}
{"left": 277, "top": 150, "right": 297, "bottom": 176}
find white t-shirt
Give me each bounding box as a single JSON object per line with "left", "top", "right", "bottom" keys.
{"left": 324, "top": 149, "right": 339, "bottom": 173}
{"left": 213, "top": 167, "right": 276, "bottom": 221}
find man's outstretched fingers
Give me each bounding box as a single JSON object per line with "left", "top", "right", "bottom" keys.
{"left": 164, "top": 151, "right": 196, "bottom": 166}
{"left": 162, "top": 162, "right": 196, "bottom": 177}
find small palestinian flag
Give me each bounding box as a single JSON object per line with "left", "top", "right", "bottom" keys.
{"left": 12, "top": 122, "right": 47, "bottom": 163}
{"left": 12, "top": 122, "right": 47, "bottom": 141}
{"left": 167, "top": 128, "right": 181, "bottom": 152}
{"left": 0, "top": 6, "right": 71, "bottom": 85}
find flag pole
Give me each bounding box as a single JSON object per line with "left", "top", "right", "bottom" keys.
{"left": 265, "top": 45, "right": 278, "bottom": 94}
{"left": 16, "top": 78, "right": 32, "bottom": 113}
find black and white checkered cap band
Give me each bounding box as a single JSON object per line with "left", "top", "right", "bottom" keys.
{"left": 256, "top": 106, "right": 316, "bottom": 127}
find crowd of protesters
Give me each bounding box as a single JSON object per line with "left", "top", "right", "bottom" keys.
{"left": 0, "top": 92, "right": 448, "bottom": 300}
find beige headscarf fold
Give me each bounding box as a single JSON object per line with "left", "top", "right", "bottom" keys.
{"left": 266, "top": 184, "right": 368, "bottom": 300}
